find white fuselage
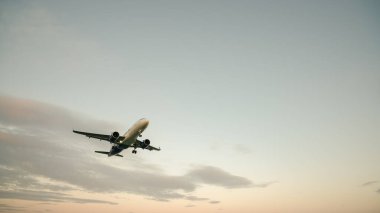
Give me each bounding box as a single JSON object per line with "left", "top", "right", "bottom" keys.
{"left": 119, "top": 118, "right": 149, "bottom": 146}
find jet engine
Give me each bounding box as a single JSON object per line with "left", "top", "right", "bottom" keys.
{"left": 140, "top": 139, "right": 150, "bottom": 149}
{"left": 109, "top": 131, "right": 120, "bottom": 143}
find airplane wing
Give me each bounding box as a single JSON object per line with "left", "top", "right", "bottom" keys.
{"left": 73, "top": 130, "right": 125, "bottom": 143}
{"left": 146, "top": 145, "right": 161, "bottom": 151}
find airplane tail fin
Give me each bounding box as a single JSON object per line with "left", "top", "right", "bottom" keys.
{"left": 94, "top": 151, "right": 123, "bottom": 157}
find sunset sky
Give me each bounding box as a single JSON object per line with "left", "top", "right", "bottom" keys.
{"left": 0, "top": 0, "right": 379, "bottom": 212}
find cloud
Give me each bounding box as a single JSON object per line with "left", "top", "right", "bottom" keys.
{"left": 209, "top": 200, "right": 220, "bottom": 204}
{"left": 0, "top": 204, "right": 24, "bottom": 212}
{"left": 233, "top": 144, "right": 252, "bottom": 154}
{"left": 184, "top": 195, "right": 208, "bottom": 201}
{"left": 0, "top": 96, "right": 119, "bottom": 134}
{"left": 0, "top": 166, "right": 75, "bottom": 192}
{"left": 252, "top": 181, "right": 277, "bottom": 188}
{"left": 185, "top": 204, "right": 195, "bottom": 208}
{"left": 0, "top": 96, "right": 268, "bottom": 204}
{"left": 359, "top": 180, "right": 380, "bottom": 196}
{"left": 0, "top": 129, "right": 196, "bottom": 201}
{"left": 186, "top": 165, "right": 252, "bottom": 188}
{"left": 361, "top": 181, "right": 378, "bottom": 187}
{"left": 0, "top": 190, "right": 117, "bottom": 205}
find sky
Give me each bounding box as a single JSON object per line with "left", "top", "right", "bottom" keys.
{"left": 0, "top": 0, "right": 379, "bottom": 212}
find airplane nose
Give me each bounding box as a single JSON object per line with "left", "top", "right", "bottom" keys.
{"left": 141, "top": 118, "right": 149, "bottom": 127}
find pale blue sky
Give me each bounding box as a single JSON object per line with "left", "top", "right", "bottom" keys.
{"left": 0, "top": 1, "right": 379, "bottom": 212}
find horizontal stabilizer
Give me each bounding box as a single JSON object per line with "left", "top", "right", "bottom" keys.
{"left": 95, "top": 151, "right": 109, "bottom": 155}
{"left": 95, "top": 151, "right": 123, "bottom": 157}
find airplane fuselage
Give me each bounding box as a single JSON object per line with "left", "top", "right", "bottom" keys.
{"left": 109, "top": 118, "right": 149, "bottom": 156}
{"left": 121, "top": 118, "right": 149, "bottom": 146}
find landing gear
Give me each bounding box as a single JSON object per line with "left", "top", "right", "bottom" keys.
{"left": 132, "top": 150, "right": 137, "bottom": 154}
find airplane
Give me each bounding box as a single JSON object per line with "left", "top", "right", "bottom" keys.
{"left": 73, "top": 118, "right": 160, "bottom": 157}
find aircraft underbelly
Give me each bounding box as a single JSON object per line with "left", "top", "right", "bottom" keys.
{"left": 119, "top": 120, "right": 147, "bottom": 146}
{"left": 120, "top": 132, "right": 139, "bottom": 146}
{"left": 121, "top": 137, "right": 136, "bottom": 146}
